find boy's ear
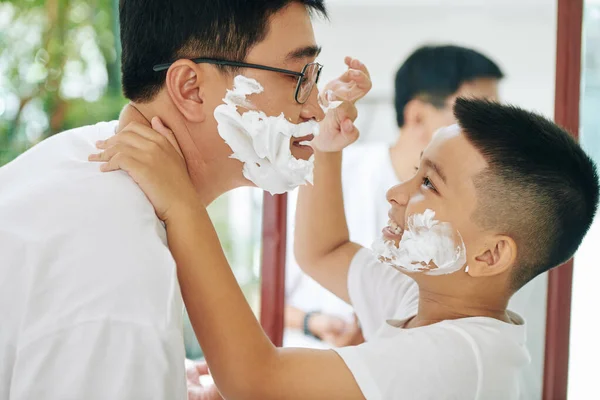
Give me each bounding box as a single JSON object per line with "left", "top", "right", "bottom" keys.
{"left": 468, "top": 235, "right": 517, "bottom": 278}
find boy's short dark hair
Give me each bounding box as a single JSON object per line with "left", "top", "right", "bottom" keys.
{"left": 119, "top": 0, "right": 327, "bottom": 103}
{"left": 395, "top": 45, "right": 504, "bottom": 127}
{"left": 454, "top": 98, "right": 599, "bottom": 290}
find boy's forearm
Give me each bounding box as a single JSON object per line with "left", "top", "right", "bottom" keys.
{"left": 166, "top": 206, "right": 364, "bottom": 400}
{"left": 166, "top": 206, "right": 278, "bottom": 399}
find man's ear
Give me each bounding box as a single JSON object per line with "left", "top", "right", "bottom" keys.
{"left": 403, "top": 99, "right": 427, "bottom": 129}
{"left": 468, "top": 235, "right": 517, "bottom": 278}
{"left": 165, "top": 59, "right": 207, "bottom": 123}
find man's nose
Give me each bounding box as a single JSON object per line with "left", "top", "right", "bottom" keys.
{"left": 300, "top": 87, "right": 326, "bottom": 122}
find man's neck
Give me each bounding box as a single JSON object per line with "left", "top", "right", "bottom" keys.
{"left": 406, "top": 287, "right": 512, "bottom": 328}
{"left": 118, "top": 102, "right": 247, "bottom": 205}
{"left": 389, "top": 128, "right": 422, "bottom": 182}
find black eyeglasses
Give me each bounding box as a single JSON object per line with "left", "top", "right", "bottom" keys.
{"left": 153, "top": 58, "right": 323, "bottom": 105}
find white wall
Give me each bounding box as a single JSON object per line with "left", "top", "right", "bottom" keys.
{"left": 313, "top": 1, "right": 558, "bottom": 399}
{"left": 314, "top": 0, "right": 557, "bottom": 143}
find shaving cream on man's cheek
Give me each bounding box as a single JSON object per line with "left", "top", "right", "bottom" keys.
{"left": 214, "top": 75, "right": 319, "bottom": 195}
{"left": 372, "top": 209, "right": 468, "bottom": 275}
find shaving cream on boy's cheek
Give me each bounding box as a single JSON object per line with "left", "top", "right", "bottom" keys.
{"left": 214, "top": 75, "right": 318, "bottom": 195}
{"left": 372, "top": 209, "right": 468, "bottom": 275}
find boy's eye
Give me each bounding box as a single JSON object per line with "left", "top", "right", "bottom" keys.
{"left": 422, "top": 176, "right": 436, "bottom": 191}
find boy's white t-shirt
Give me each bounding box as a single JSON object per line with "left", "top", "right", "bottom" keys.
{"left": 0, "top": 122, "right": 187, "bottom": 399}
{"left": 334, "top": 249, "right": 530, "bottom": 400}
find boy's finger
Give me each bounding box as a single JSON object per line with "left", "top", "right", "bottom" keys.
{"left": 341, "top": 120, "right": 360, "bottom": 145}
{"left": 335, "top": 102, "right": 359, "bottom": 125}
{"left": 337, "top": 70, "right": 372, "bottom": 98}
{"left": 151, "top": 117, "right": 184, "bottom": 158}
{"left": 97, "top": 131, "right": 151, "bottom": 152}
{"left": 122, "top": 121, "right": 165, "bottom": 143}
{"left": 89, "top": 143, "right": 137, "bottom": 163}
{"left": 99, "top": 152, "right": 142, "bottom": 173}
{"left": 345, "top": 56, "right": 370, "bottom": 78}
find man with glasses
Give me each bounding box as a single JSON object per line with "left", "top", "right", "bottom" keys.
{"left": 0, "top": 1, "right": 370, "bottom": 399}
{"left": 152, "top": 58, "right": 324, "bottom": 106}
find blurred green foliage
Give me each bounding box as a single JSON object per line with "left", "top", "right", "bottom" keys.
{"left": 0, "top": 0, "right": 126, "bottom": 166}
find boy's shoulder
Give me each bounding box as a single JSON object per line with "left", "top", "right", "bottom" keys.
{"left": 335, "top": 315, "right": 528, "bottom": 400}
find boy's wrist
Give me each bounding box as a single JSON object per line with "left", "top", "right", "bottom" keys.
{"left": 164, "top": 196, "right": 206, "bottom": 227}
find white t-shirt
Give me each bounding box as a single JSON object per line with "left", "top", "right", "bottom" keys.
{"left": 0, "top": 122, "right": 187, "bottom": 400}
{"left": 284, "top": 143, "right": 400, "bottom": 347}
{"left": 340, "top": 143, "right": 400, "bottom": 248}
{"left": 334, "top": 249, "right": 530, "bottom": 400}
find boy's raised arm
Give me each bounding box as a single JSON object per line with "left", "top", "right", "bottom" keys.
{"left": 294, "top": 148, "right": 362, "bottom": 304}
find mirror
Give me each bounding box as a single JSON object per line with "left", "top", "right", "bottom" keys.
{"left": 285, "top": 1, "right": 558, "bottom": 398}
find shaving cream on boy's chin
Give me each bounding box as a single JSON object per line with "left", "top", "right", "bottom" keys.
{"left": 372, "top": 209, "right": 467, "bottom": 275}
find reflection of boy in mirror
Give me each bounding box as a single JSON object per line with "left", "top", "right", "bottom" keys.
{"left": 284, "top": 45, "right": 503, "bottom": 349}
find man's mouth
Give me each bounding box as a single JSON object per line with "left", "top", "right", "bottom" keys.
{"left": 292, "top": 134, "right": 314, "bottom": 149}
{"left": 291, "top": 134, "right": 315, "bottom": 159}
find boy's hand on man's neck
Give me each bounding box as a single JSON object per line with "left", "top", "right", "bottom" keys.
{"left": 118, "top": 103, "right": 152, "bottom": 132}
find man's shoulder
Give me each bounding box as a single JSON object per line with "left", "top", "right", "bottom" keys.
{"left": 0, "top": 120, "right": 118, "bottom": 185}
{"left": 0, "top": 120, "right": 155, "bottom": 228}
{"left": 12, "top": 120, "right": 118, "bottom": 160}
{"left": 54, "top": 120, "right": 118, "bottom": 142}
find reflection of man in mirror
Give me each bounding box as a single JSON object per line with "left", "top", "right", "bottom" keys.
{"left": 344, "top": 45, "right": 504, "bottom": 247}
{"left": 0, "top": 1, "right": 371, "bottom": 399}
{"left": 284, "top": 45, "right": 503, "bottom": 349}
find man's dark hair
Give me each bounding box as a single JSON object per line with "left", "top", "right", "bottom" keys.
{"left": 119, "top": 0, "right": 327, "bottom": 102}
{"left": 454, "top": 98, "right": 600, "bottom": 290}
{"left": 395, "top": 45, "right": 504, "bottom": 127}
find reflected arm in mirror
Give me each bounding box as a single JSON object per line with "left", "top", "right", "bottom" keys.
{"left": 285, "top": 305, "right": 365, "bottom": 347}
